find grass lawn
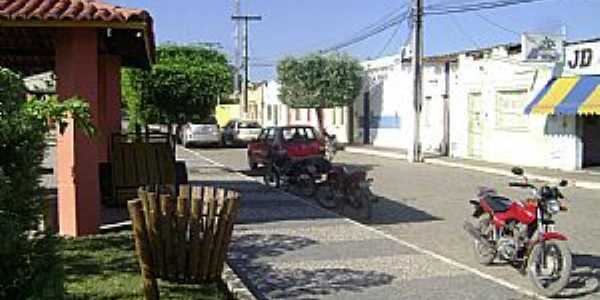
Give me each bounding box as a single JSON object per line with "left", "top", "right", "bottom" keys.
{"left": 63, "top": 231, "right": 230, "bottom": 300}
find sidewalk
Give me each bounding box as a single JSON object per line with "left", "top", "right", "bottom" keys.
{"left": 178, "top": 148, "right": 535, "bottom": 300}
{"left": 345, "top": 145, "right": 600, "bottom": 190}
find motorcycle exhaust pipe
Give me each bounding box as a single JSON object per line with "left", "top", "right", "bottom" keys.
{"left": 463, "top": 221, "right": 494, "bottom": 249}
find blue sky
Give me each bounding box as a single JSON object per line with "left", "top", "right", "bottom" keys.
{"left": 118, "top": 0, "right": 600, "bottom": 80}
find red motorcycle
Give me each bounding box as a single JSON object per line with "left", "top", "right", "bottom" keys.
{"left": 464, "top": 167, "right": 571, "bottom": 297}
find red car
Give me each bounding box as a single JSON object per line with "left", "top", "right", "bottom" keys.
{"left": 247, "top": 126, "right": 325, "bottom": 170}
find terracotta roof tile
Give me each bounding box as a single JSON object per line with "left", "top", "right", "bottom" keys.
{"left": 0, "top": 0, "right": 150, "bottom": 23}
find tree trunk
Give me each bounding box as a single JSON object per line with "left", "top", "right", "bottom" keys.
{"left": 315, "top": 108, "right": 325, "bottom": 135}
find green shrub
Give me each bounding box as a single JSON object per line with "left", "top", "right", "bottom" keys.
{"left": 0, "top": 68, "right": 93, "bottom": 299}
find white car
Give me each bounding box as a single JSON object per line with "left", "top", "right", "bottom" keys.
{"left": 221, "top": 120, "right": 262, "bottom": 146}
{"left": 179, "top": 117, "right": 221, "bottom": 148}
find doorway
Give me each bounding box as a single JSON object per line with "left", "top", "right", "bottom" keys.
{"left": 582, "top": 115, "right": 600, "bottom": 168}
{"left": 468, "top": 92, "right": 484, "bottom": 158}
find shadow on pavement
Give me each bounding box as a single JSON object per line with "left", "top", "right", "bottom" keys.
{"left": 368, "top": 195, "right": 443, "bottom": 225}
{"left": 188, "top": 180, "right": 341, "bottom": 224}
{"left": 559, "top": 253, "right": 600, "bottom": 298}
{"left": 228, "top": 233, "right": 395, "bottom": 299}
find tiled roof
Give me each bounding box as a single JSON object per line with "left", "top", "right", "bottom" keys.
{"left": 0, "top": 0, "right": 151, "bottom": 23}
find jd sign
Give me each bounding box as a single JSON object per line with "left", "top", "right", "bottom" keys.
{"left": 565, "top": 42, "right": 600, "bottom": 75}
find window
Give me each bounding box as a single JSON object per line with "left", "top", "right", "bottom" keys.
{"left": 295, "top": 109, "right": 301, "bottom": 121}
{"left": 267, "top": 105, "right": 273, "bottom": 121}
{"left": 307, "top": 109, "right": 311, "bottom": 121}
{"left": 282, "top": 127, "right": 317, "bottom": 141}
{"left": 340, "top": 107, "right": 345, "bottom": 125}
{"left": 496, "top": 90, "right": 529, "bottom": 131}
{"left": 332, "top": 108, "right": 337, "bottom": 125}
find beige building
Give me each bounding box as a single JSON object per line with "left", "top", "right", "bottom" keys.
{"left": 246, "top": 81, "right": 267, "bottom": 123}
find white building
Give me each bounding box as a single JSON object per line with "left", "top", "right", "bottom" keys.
{"left": 353, "top": 54, "right": 457, "bottom": 154}
{"left": 262, "top": 80, "right": 351, "bottom": 143}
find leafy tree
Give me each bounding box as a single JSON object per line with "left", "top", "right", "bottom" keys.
{"left": 277, "top": 53, "right": 363, "bottom": 133}
{"left": 0, "top": 68, "right": 94, "bottom": 299}
{"left": 123, "top": 44, "right": 233, "bottom": 132}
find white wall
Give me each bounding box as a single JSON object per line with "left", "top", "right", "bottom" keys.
{"left": 449, "top": 47, "right": 581, "bottom": 170}
{"left": 354, "top": 57, "right": 450, "bottom": 153}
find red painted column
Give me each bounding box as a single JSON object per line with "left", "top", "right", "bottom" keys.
{"left": 98, "top": 55, "right": 122, "bottom": 162}
{"left": 54, "top": 28, "right": 101, "bottom": 236}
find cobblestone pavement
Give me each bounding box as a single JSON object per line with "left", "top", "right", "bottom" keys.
{"left": 177, "top": 147, "right": 550, "bottom": 300}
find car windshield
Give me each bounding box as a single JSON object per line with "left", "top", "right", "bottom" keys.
{"left": 282, "top": 127, "right": 316, "bottom": 142}
{"left": 239, "top": 121, "right": 261, "bottom": 129}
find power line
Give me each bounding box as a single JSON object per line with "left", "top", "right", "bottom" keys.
{"left": 320, "top": 10, "right": 411, "bottom": 53}
{"left": 475, "top": 12, "right": 521, "bottom": 36}
{"left": 426, "top": 0, "right": 550, "bottom": 15}
{"left": 377, "top": 21, "right": 403, "bottom": 57}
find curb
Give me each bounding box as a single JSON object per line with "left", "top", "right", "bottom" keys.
{"left": 222, "top": 263, "right": 257, "bottom": 300}
{"left": 344, "top": 147, "right": 600, "bottom": 190}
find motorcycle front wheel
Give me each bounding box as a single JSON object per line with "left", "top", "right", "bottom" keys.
{"left": 527, "top": 240, "right": 572, "bottom": 297}
{"left": 263, "top": 167, "right": 281, "bottom": 188}
{"left": 294, "top": 174, "right": 317, "bottom": 197}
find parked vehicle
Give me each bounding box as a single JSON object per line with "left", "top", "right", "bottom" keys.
{"left": 247, "top": 126, "right": 325, "bottom": 170}
{"left": 179, "top": 116, "right": 221, "bottom": 148}
{"left": 263, "top": 156, "right": 330, "bottom": 197}
{"left": 221, "top": 120, "right": 262, "bottom": 147}
{"left": 464, "top": 167, "right": 571, "bottom": 297}
{"left": 316, "top": 164, "right": 377, "bottom": 218}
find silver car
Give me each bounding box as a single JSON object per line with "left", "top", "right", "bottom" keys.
{"left": 180, "top": 116, "right": 221, "bottom": 148}
{"left": 221, "top": 120, "right": 262, "bottom": 146}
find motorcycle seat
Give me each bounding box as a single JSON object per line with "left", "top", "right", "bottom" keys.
{"left": 481, "top": 195, "right": 512, "bottom": 212}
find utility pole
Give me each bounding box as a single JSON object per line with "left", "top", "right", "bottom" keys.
{"left": 231, "top": 15, "right": 262, "bottom": 117}
{"left": 233, "top": 0, "right": 242, "bottom": 93}
{"left": 409, "top": 0, "right": 424, "bottom": 163}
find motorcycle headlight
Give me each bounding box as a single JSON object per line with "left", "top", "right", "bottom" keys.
{"left": 546, "top": 199, "right": 561, "bottom": 215}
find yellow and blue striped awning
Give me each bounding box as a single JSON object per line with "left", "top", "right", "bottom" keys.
{"left": 525, "top": 76, "right": 600, "bottom": 115}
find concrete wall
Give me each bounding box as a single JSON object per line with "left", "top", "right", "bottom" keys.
{"left": 354, "top": 57, "right": 451, "bottom": 153}
{"left": 449, "top": 47, "right": 581, "bottom": 170}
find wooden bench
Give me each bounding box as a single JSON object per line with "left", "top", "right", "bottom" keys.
{"left": 109, "top": 133, "right": 177, "bottom": 206}
{"left": 127, "top": 185, "right": 240, "bottom": 300}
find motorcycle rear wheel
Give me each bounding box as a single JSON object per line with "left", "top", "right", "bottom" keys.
{"left": 316, "top": 185, "right": 338, "bottom": 209}
{"left": 527, "top": 240, "right": 572, "bottom": 297}
{"left": 472, "top": 214, "right": 495, "bottom": 265}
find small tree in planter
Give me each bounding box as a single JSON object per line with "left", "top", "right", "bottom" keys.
{"left": 0, "top": 68, "right": 94, "bottom": 299}
{"left": 277, "top": 54, "right": 363, "bottom": 134}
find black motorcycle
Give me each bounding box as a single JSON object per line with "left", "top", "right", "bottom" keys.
{"left": 263, "top": 156, "right": 330, "bottom": 197}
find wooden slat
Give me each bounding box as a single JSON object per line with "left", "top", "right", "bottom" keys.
{"left": 175, "top": 193, "right": 189, "bottom": 282}
{"left": 187, "top": 186, "right": 203, "bottom": 282}
{"left": 197, "top": 186, "right": 216, "bottom": 281}
{"left": 146, "top": 144, "right": 160, "bottom": 185}
{"left": 160, "top": 194, "right": 176, "bottom": 280}
{"left": 135, "top": 142, "right": 149, "bottom": 185}
{"left": 208, "top": 188, "right": 229, "bottom": 280}
{"left": 216, "top": 191, "right": 240, "bottom": 276}
{"left": 147, "top": 191, "right": 162, "bottom": 278}
{"left": 127, "top": 199, "right": 159, "bottom": 300}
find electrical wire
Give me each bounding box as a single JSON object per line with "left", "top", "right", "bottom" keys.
{"left": 426, "top": 0, "right": 550, "bottom": 15}
{"left": 320, "top": 10, "right": 411, "bottom": 54}
{"left": 377, "top": 22, "right": 403, "bottom": 57}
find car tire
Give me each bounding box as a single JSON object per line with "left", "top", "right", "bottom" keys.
{"left": 248, "top": 158, "right": 258, "bottom": 170}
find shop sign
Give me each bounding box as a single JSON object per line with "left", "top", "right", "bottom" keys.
{"left": 522, "top": 33, "right": 564, "bottom": 63}
{"left": 564, "top": 42, "right": 600, "bottom": 75}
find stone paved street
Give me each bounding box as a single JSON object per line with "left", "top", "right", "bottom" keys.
{"left": 177, "top": 147, "right": 573, "bottom": 300}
